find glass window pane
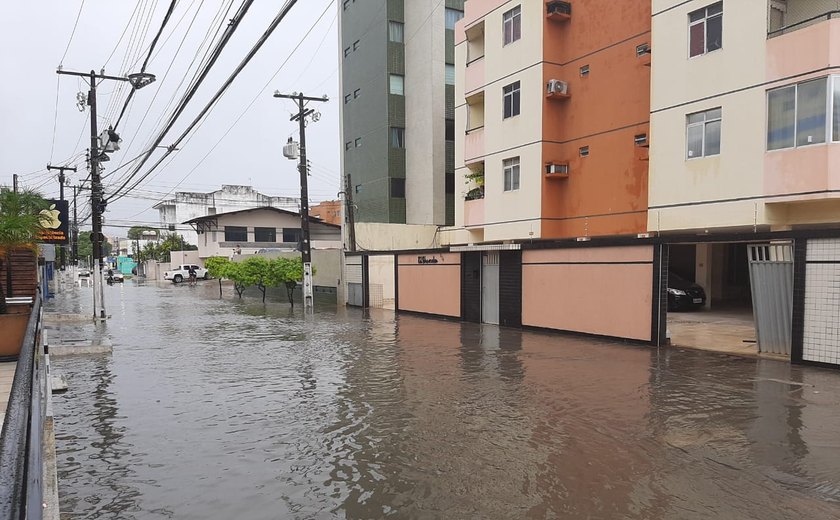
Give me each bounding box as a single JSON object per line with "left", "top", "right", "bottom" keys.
{"left": 445, "top": 64, "right": 455, "bottom": 85}
{"left": 389, "top": 74, "right": 404, "bottom": 95}
{"left": 687, "top": 124, "right": 704, "bottom": 158}
{"left": 707, "top": 2, "right": 723, "bottom": 15}
{"left": 445, "top": 8, "right": 463, "bottom": 30}
{"left": 512, "top": 164, "right": 520, "bottom": 190}
{"left": 512, "top": 14, "right": 521, "bottom": 42}
{"left": 504, "top": 169, "right": 511, "bottom": 191}
{"left": 687, "top": 113, "right": 705, "bottom": 124}
{"left": 704, "top": 120, "right": 721, "bottom": 155}
{"left": 797, "top": 79, "right": 827, "bottom": 146}
{"left": 767, "top": 87, "right": 795, "bottom": 150}
{"left": 706, "top": 14, "right": 722, "bottom": 52}
{"left": 688, "top": 9, "right": 704, "bottom": 23}
{"left": 504, "top": 20, "right": 513, "bottom": 45}
{"left": 388, "top": 21, "right": 404, "bottom": 42}
{"left": 833, "top": 78, "right": 840, "bottom": 141}
{"left": 689, "top": 23, "right": 705, "bottom": 57}
{"left": 512, "top": 89, "right": 520, "bottom": 116}
{"left": 706, "top": 108, "right": 722, "bottom": 120}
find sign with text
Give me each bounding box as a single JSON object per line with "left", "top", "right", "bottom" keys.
{"left": 36, "top": 199, "right": 69, "bottom": 244}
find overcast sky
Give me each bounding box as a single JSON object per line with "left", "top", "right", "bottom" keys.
{"left": 0, "top": 0, "right": 340, "bottom": 237}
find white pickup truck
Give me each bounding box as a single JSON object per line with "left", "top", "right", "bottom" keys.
{"left": 164, "top": 264, "right": 209, "bottom": 283}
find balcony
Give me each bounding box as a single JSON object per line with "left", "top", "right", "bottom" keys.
{"left": 765, "top": 144, "right": 840, "bottom": 200}
{"left": 464, "top": 55, "right": 484, "bottom": 95}
{"left": 464, "top": 126, "right": 484, "bottom": 165}
{"left": 768, "top": 4, "right": 840, "bottom": 38}
{"left": 464, "top": 198, "right": 485, "bottom": 227}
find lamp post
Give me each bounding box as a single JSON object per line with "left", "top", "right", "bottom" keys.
{"left": 56, "top": 69, "right": 155, "bottom": 319}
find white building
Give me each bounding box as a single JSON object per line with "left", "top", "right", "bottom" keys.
{"left": 154, "top": 185, "right": 300, "bottom": 243}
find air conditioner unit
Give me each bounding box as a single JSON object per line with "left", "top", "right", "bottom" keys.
{"left": 547, "top": 1, "right": 572, "bottom": 17}
{"left": 545, "top": 163, "right": 569, "bottom": 175}
{"left": 547, "top": 79, "right": 569, "bottom": 96}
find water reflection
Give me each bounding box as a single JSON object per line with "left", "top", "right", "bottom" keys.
{"left": 49, "top": 283, "right": 840, "bottom": 519}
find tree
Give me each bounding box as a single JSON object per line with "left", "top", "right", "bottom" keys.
{"left": 77, "top": 231, "right": 113, "bottom": 262}
{"left": 0, "top": 188, "right": 48, "bottom": 313}
{"left": 204, "top": 256, "right": 231, "bottom": 298}
{"left": 127, "top": 226, "right": 159, "bottom": 240}
{"left": 151, "top": 232, "right": 197, "bottom": 262}
{"left": 240, "top": 256, "right": 271, "bottom": 302}
{"left": 269, "top": 257, "right": 305, "bottom": 306}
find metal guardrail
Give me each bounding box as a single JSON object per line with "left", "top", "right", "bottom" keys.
{"left": 0, "top": 295, "right": 43, "bottom": 520}
{"left": 768, "top": 10, "right": 840, "bottom": 38}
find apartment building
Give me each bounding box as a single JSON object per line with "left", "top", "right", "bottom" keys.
{"left": 339, "top": 0, "right": 464, "bottom": 226}
{"left": 450, "top": 0, "right": 651, "bottom": 244}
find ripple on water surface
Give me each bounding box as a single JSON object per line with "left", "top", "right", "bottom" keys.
{"left": 51, "top": 282, "right": 840, "bottom": 519}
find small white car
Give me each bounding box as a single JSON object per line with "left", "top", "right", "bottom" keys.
{"left": 164, "top": 264, "right": 209, "bottom": 283}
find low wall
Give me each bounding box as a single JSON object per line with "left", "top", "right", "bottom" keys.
{"left": 521, "top": 246, "right": 654, "bottom": 341}
{"left": 397, "top": 253, "right": 461, "bottom": 317}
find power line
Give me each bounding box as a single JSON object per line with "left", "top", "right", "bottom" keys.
{"left": 102, "top": 1, "right": 144, "bottom": 69}
{"left": 59, "top": 0, "right": 86, "bottom": 66}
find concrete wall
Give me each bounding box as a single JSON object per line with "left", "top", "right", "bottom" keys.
{"left": 521, "top": 246, "right": 654, "bottom": 341}
{"left": 397, "top": 252, "right": 461, "bottom": 316}
{"left": 354, "top": 222, "right": 443, "bottom": 250}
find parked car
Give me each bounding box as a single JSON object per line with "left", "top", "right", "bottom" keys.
{"left": 667, "top": 272, "right": 706, "bottom": 311}
{"left": 77, "top": 269, "right": 91, "bottom": 278}
{"left": 164, "top": 264, "right": 209, "bottom": 283}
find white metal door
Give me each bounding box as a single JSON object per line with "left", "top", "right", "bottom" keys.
{"left": 482, "top": 252, "right": 500, "bottom": 325}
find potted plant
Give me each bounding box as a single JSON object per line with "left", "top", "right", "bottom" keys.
{"left": 464, "top": 166, "right": 485, "bottom": 201}
{"left": 0, "top": 187, "right": 48, "bottom": 360}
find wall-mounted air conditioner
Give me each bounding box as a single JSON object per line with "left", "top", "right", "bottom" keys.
{"left": 545, "top": 163, "right": 569, "bottom": 176}
{"left": 546, "top": 79, "right": 569, "bottom": 96}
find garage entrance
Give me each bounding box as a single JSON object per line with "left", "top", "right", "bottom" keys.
{"left": 666, "top": 241, "right": 791, "bottom": 357}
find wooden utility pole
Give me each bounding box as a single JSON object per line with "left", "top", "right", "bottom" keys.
{"left": 273, "top": 91, "right": 328, "bottom": 311}
{"left": 47, "top": 164, "right": 77, "bottom": 269}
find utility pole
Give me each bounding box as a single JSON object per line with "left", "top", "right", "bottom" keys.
{"left": 12, "top": 174, "right": 18, "bottom": 193}
{"left": 72, "top": 185, "right": 79, "bottom": 265}
{"left": 57, "top": 68, "right": 155, "bottom": 320}
{"left": 273, "top": 91, "right": 328, "bottom": 311}
{"left": 344, "top": 173, "right": 357, "bottom": 252}
{"left": 47, "top": 164, "right": 77, "bottom": 269}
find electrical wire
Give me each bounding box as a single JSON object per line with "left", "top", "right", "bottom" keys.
{"left": 113, "top": 0, "right": 178, "bottom": 131}
{"left": 102, "top": 1, "right": 143, "bottom": 69}
{"left": 59, "top": 0, "right": 86, "bottom": 66}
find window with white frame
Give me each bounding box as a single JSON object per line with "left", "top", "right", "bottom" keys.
{"left": 768, "top": 77, "right": 834, "bottom": 150}
{"left": 503, "top": 6, "right": 521, "bottom": 45}
{"left": 389, "top": 74, "right": 404, "bottom": 95}
{"left": 503, "top": 157, "right": 520, "bottom": 191}
{"left": 388, "top": 21, "right": 404, "bottom": 42}
{"left": 686, "top": 108, "right": 721, "bottom": 158}
{"left": 503, "top": 81, "right": 521, "bottom": 119}
{"left": 688, "top": 2, "right": 722, "bottom": 57}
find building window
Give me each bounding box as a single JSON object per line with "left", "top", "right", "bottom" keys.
{"left": 254, "top": 227, "right": 276, "bottom": 243}
{"left": 580, "top": 65, "right": 590, "bottom": 77}
{"left": 636, "top": 43, "right": 650, "bottom": 57}
{"left": 344, "top": 94, "right": 351, "bottom": 104}
{"left": 445, "top": 8, "right": 464, "bottom": 30}
{"left": 345, "top": 141, "right": 352, "bottom": 151}
{"left": 389, "top": 74, "right": 405, "bottom": 95}
{"left": 503, "top": 81, "right": 521, "bottom": 119}
{"left": 354, "top": 88, "right": 360, "bottom": 98}
{"left": 391, "top": 127, "right": 405, "bottom": 148}
{"left": 343, "top": 47, "right": 351, "bottom": 57}
{"left": 689, "top": 2, "right": 723, "bottom": 57}
{"left": 445, "top": 119, "right": 454, "bottom": 141}
{"left": 503, "top": 6, "right": 522, "bottom": 46}
{"left": 445, "top": 171, "right": 455, "bottom": 194}
{"left": 391, "top": 178, "right": 406, "bottom": 198}
{"left": 767, "top": 78, "right": 830, "bottom": 150}
{"left": 503, "top": 157, "right": 520, "bottom": 191}
{"left": 355, "top": 137, "right": 362, "bottom": 147}
{"left": 282, "top": 228, "right": 301, "bottom": 244}
{"left": 445, "top": 64, "right": 455, "bottom": 85}
{"left": 389, "top": 21, "right": 404, "bottom": 42}
{"left": 834, "top": 78, "right": 840, "bottom": 141}
{"left": 686, "top": 107, "right": 721, "bottom": 158}
{"left": 224, "top": 226, "right": 247, "bottom": 242}
{"left": 579, "top": 146, "right": 590, "bottom": 157}
{"left": 343, "top": 0, "right": 350, "bottom": 10}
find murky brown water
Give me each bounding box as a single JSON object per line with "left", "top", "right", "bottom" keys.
{"left": 51, "top": 282, "right": 840, "bottom": 519}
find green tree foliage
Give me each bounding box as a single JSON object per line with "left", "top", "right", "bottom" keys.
{"left": 269, "top": 257, "right": 305, "bottom": 306}
{"left": 127, "top": 226, "right": 159, "bottom": 240}
{"left": 214, "top": 256, "right": 308, "bottom": 305}
{"left": 204, "top": 256, "right": 231, "bottom": 297}
{"left": 128, "top": 232, "right": 196, "bottom": 263}
{"left": 0, "top": 188, "right": 48, "bottom": 313}
{"left": 77, "top": 231, "right": 113, "bottom": 261}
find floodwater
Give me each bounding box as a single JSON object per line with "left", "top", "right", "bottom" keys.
{"left": 50, "top": 281, "right": 840, "bottom": 519}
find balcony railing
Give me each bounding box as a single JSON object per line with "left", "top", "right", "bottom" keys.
{"left": 768, "top": 10, "right": 840, "bottom": 38}
{"left": 0, "top": 295, "right": 44, "bottom": 520}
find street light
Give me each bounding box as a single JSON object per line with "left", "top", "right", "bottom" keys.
{"left": 56, "top": 68, "right": 156, "bottom": 320}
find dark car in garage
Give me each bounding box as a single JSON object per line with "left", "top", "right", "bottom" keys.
{"left": 667, "top": 272, "right": 706, "bottom": 311}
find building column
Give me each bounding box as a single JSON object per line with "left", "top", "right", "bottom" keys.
{"left": 696, "top": 243, "right": 713, "bottom": 309}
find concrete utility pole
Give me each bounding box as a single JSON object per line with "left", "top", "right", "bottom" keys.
{"left": 57, "top": 68, "right": 155, "bottom": 320}
{"left": 12, "top": 174, "right": 18, "bottom": 193}
{"left": 72, "top": 185, "right": 79, "bottom": 265}
{"left": 273, "top": 91, "right": 328, "bottom": 311}
{"left": 344, "top": 173, "right": 357, "bottom": 252}
{"left": 47, "top": 164, "right": 77, "bottom": 269}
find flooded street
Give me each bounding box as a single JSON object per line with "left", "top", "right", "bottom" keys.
{"left": 50, "top": 282, "right": 840, "bottom": 519}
